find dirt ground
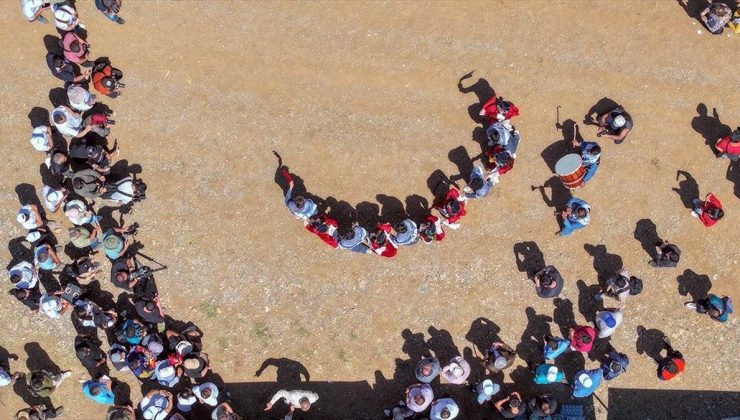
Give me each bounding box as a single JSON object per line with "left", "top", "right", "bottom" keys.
{"left": 0, "top": 1, "right": 738, "bottom": 419}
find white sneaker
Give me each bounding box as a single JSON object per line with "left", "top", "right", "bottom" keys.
{"left": 60, "top": 371, "right": 72, "bottom": 379}
{"left": 690, "top": 211, "right": 699, "bottom": 217}
{"left": 684, "top": 302, "right": 697, "bottom": 310}
{"left": 44, "top": 156, "right": 51, "bottom": 168}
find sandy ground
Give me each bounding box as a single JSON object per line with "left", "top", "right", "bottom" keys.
{"left": 0, "top": 1, "right": 738, "bottom": 419}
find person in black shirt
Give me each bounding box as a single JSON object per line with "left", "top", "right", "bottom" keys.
{"left": 495, "top": 391, "right": 523, "bottom": 419}
{"left": 75, "top": 336, "right": 107, "bottom": 375}
{"left": 649, "top": 240, "right": 681, "bottom": 268}
{"left": 46, "top": 53, "right": 90, "bottom": 83}
{"left": 134, "top": 295, "right": 165, "bottom": 325}
{"left": 528, "top": 394, "right": 558, "bottom": 417}
{"left": 533, "top": 265, "right": 564, "bottom": 299}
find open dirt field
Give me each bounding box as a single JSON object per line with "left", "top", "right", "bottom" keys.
{"left": 0, "top": 1, "right": 738, "bottom": 419}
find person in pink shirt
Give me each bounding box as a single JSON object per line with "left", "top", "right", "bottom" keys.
{"left": 715, "top": 128, "right": 740, "bottom": 160}
{"left": 691, "top": 193, "right": 723, "bottom": 227}
{"left": 569, "top": 325, "right": 596, "bottom": 353}
{"left": 62, "top": 32, "right": 90, "bottom": 65}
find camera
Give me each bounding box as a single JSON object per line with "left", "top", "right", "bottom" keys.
{"left": 125, "top": 222, "right": 140, "bottom": 236}
{"left": 130, "top": 265, "right": 152, "bottom": 282}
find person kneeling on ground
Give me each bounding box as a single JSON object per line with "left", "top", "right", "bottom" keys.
{"left": 595, "top": 106, "right": 633, "bottom": 144}
{"left": 685, "top": 294, "right": 733, "bottom": 323}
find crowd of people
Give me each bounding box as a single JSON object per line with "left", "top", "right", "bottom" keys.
{"left": 8, "top": 1, "right": 738, "bottom": 419}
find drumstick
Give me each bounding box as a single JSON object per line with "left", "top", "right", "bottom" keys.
{"left": 556, "top": 105, "right": 561, "bottom": 129}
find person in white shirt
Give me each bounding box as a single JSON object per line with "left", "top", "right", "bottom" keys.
{"left": 21, "top": 0, "right": 50, "bottom": 23}
{"left": 430, "top": 398, "right": 460, "bottom": 420}
{"left": 67, "top": 84, "right": 96, "bottom": 112}
{"left": 50, "top": 105, "right": 110, "bottom": 138}
{"left": 42, "top": 185, "right": 68, "bottom": 213}
{"left": 30, "top": 126, "right": 53, "bottom": 152}
{"left": 595, "top": 309, "right": 623, "bottom": 338}
{"left": 265, "top": 389, "right": 319, "bottom": 416}
{"left": 17, "top": 204, "right": 43, "bottom": 230}
{"left": 193, "top": 382, "right": 219, "bottom": 406}
{"left": 9, "top": 261, "right": 38, "bottom": 290}
{"left": 52, "top": 3, "right": 85, "bottom": 31}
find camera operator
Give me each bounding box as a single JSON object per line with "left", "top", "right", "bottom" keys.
{"left": 110, "top": 255, "right": 156, "bottom": 297}
{"left": 134, "top": 294, "right": 165, "bottom": 325}
{"left": 102, "top": 223, "right": 137, "bottom": 261}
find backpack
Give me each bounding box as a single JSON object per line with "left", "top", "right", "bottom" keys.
{"left": 628, "top": 276, "right": 643, "bottom": 296}
{"left": 132, "top": 179, "right": 147, "bottom": 202}
{"left": 28, "top": 372, "right": 53, "bottom": 397}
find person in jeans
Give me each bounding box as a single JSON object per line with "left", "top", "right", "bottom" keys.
{"left": 685, "top": 294, "right": 733, "bottom": 323}
{"left": 690, "top": 193, "right": 723, "bottom": 227}
{"left": 601, "top": 350, "right": 629, "bottom": 380}
{"left": 715, "top": 128, "right": 740, "bottom": 160}
{"left": 95, "top": 0, "right": 125, "bottom": 24}
{"left": 595, "top": 106, "right": 633, "bottom": 144}
{"left": 532, "top": 265, "right": 564, "bottom": 298}
{"left": 649, "top": 240, "right": 681, "bottom": 268}
{"left": 335, "top": 225, "right": 371, "bottom": 254}
{"left": 391, "top": 219, "right": 419, "bottom": 246}
{"left": 558, "top": 197, "right": 591, "bottom": 236}
{"left": 573, "top": 138, "right": 601, "bottom": 184}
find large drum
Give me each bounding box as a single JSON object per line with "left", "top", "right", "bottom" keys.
{"left": 555, "top": 154, "right": 587, "bottom": 189}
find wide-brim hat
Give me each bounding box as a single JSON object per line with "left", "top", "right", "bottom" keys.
{"left": 104, "top": 235, "right": 123, "bottom": 252}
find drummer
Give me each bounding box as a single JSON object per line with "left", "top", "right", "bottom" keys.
{"left": 572, "top": 137, "right": 601, "bottom": 184}
{"left": 558, "top": 197, "right": 591, "bottom": 237}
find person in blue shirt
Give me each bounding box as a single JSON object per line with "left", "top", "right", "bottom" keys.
{"left": 543, "top": 335, "right": 570, "bottom": 361}
{"left": 572, "top": 368, "right": 603, "bottom": 398}
{"left": 533, "top": 363, "right": 566, "bottom": 385}
{"left": 558, "top": 197, "right": 591, "bottom": 237}
{"left": 335, "top": 225, "right": 371, "bottom": 254}
{"left": 102, "top": 228, "right": 133, "bottom": 260}
{"left": 601, "top": 350, "right": 629, "bottom": 380}
{"left": 282, "top": 168, "right": 318, "bottom": 220}
{"left": 82, "top": 376, "right": 115, "bottom": 404}
{"left": 391, "top": 219, "right": 419, "bottom": 246}
{"left": 34, "top": 243, "right": 62, "bottom": 271}
{"left": 463, "top": 165, "right": 499, "bottom": 199}
{"left": 573, "top": 140, "right": 601, "bottom": 184}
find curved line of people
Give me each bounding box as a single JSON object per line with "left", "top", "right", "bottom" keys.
{"left": 9, "top": 2, "right": 242, "bottom": 420}
{"left": 281, "top": 96, "right": 522, "bottom": 257}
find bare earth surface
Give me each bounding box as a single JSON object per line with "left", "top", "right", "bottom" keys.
{"left": 0, "top": 1, "right": 738, "bottom": 419}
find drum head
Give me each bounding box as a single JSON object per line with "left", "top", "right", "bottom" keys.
{"left": 555, "top": 154, "right": 582, "bottom": 175}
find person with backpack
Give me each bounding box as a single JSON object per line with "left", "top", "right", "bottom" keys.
{"left": 72, "top": 168, "right": 106, "bottom": 198}
{"left": 50, "top": 105, "right": 111, "bottom": 138}
{"left": 595, "top": 106, "right": 633, "bottom": 144}
{"left": 595, "top": 270, "right": 642, "bottom": 302}
{"left": 82, "top": 375, "right": 115, "bottom": 404}
{"left": 543, "top": 335, "right": 570, "bottom": 361}
{"left": 532, "top": 265, "right": 564, "bottom": 298}
{"left": 62, "top": 31, "right": 90, "bottom": 65}
{"left": 558, "top": 197, "right": 591, "bottom": 237}
{"left": 95, "top": 0, "right": 125, "bottom": 24}
{"left": 92, "top": 61, "right": 125, "bottom": 98}
{"left": 21, "top": 0, "right": 51, "bottom": 24}
{"left": 685, "top": 294, "right": 733, "bottom": 323}
{"left": 102, "top": 176, "right": 147, "bottom": 204}
{"left": 26, "top": 369, "right": 72, "bottom": 398}
{"left": 649, "top": 240, "right": 681, "bottom": 268}
{"left": 601, "top": 350, "right": 629, "bottom": 380}
{"left": 14, "top": 405, "right": 65, "bottom": 420}
{"left": 46, "top": 52, "right": 90, "bottom": 83}
{"left": 434, "top": 185, "right": 467, "bottom": 229}
{"left": 655, "top": 336, "right": 685, "bottom": 381}
{"left": 715, "top": 128, "right": 740, "bottom": 160}
{"left": 75, "top": 336, "right": 108, "bottom": 373}
{"left": 485, "top": 341, "right": 516, "bottom": 374}
{"left": 9, "top": 261, "right": 39, "bottom": 291}
{"left": 691, "top": 193, "right": 724, "bottom": 227}
{"left": 463, "top": 165, "right": 499, "bottom": 199}
{"left": 572, "top": 368, "right": 603, "bottom": 398}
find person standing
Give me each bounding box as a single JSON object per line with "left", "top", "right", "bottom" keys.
{"left": 601, "top": 350, "right": 629, "bottom": 381}
{"left": 82, "top": 375, "right": 115, "bottom": 404}
{"left": 434, "top": 185, "right": 467, "bottom": 229}
{"left": 95, "top": 0, "right": 125, "bottom": 24}
{"left": 418, "top": 215, "right": 445, "bottom": 243}
{"left": 532, "top": 265, "right": 564, "bottom": 298}
{"left": 473, "top": 379, "right": 500, "bottom": 405}
{"left": 485, "top": 341, "right": 516, "bottom": 374}
{"left": 691, "top": 193, "right": 724, "bottom": 227}
{"left": 391, "top": 219, "right": 419, "bottom": 246}
{"left": 415, "top": 356, "right": 441, "bottom": 383}
{"left": 14, "top": 405, "right": 64, "bottom": 420}
{"left": 335, "top": 225, "right": 371, "bottom": 254}
{"left": 21, "top": 0, "right": 51, "bottom": 23}
{"left": 463, "top": 165, "right": 499, "bottom": 199}
{"left": 558, "top": 197, "right": 591, "bottom": 236}
{"left": 572, "top": 369, "right": 603, "bottom": 398}
{"left": 528, "top": 394, "right": 558, "bottom": 418}
{"left": 595, "top": 309, "right": 624, "bottom": 338}
{"left": 440, "top": 356, "right": 470, "bottom": 384}
{"left": 715, "top": 128, "right": 740, "bottom": 160}
{"left": 594, "top": 270, "right": 641, "bottom": 302}
{"left": 700, "top": 2, "right": 732, "bottom": 34}
{"left": 429, "top": 398, "right": 459, "bottom": 420}
{"left": 685, "top": 294, "right": 733, "bottom": 323}
{"left": 655, "top": 336, "right": 685, "bottom": 381}
{"left": 543, "top": 335, "right": 570, "bottom": 361}
{"left": 649, "top": 240, "right": 681, "bottom": 268}
{"left": 532, "top": 363, "right": 566, "bottom": 385}
{"left": 369, "top": 223, "right": 398, "bottom": 258}
{"left": 495, "top": 392, "right": 523, "bottom": 419}
{"left": 282, "top": 169, "right": 318, "bottom": 220}
{"left": 304, "top": 216, "right": 339, "bottom": 248}
{"left": 404, "top": 383, "right": 433, "bottom": 414}
{"left": 569, "top": 325, "right": 596, "bottom": 353}
{"left": 479, "top": 96, "right": 520, "bottom": 127}
{"left": 573, "top": 138, "right": 601, "bottom": 184}
{"left": 27, "top": 369, "right": 72, "bottom": 398}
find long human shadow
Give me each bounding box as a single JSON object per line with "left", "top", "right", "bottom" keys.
{"left": 672, "top": 170, "right": 700, "bottom": 210}
{"left": 691, "top": 104, "right": 732, "bottom": 155}
{"left": 576, "top": 279, "right": 603, "bottom": 324}
{"left": 516, "top": 307, "right": 553, "bottom": 368}
{"left": 513, "top": 241, "right": 546, "bottom": 279}
{"left": 541, "top": 118, "right": 582, "bottom": 174}
{"left": 584, "top": 244, "right": 623, "bottom": 284}
{"left": 426, "top": 326, "right": 460, "bottom": 364}
{"left": 464, "top": 317, "right": 502, "bottom": 358}
{"left": 448, "top": 145, "right": 474, "bottom": 183}
{"left": 458, "top": 72, "right": 497, "bottom": 155}
{"left": 634, "top": 219, "right": 661, "bottom": 261}
{"left": 676, "top": 269, "right": 712, "bottom": 302}
{"left": 254, "top": 357, "right": 310, "bottom": 386}
{"left": 636, "top": 325, "right": 669, "bottom": 363}
{"left": 551, "top": 298, "right": 587, "bottom": 379}
{"left": 675, "top": 0, "right": 710, "bottom": 18}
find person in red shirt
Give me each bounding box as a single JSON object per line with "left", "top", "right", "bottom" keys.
{"left": 569, "top": 325, "right": 596, "bottom": 353}
{"left": 368, "top": 223, "right": 398, "bottom": 258}
{"left": 418, "top": 215, "right": 445, "bottom": 244}
{"left": 304, "top": 215, "right": 339, "bottom": 248}
{"left": 434, "top": 185, "right": 467, "bottom": 229}
{"left": 656, "top": 336, "right": 685, "bottom": 381}
{"left": 715, "top": 128, "right": 740, "bottom": 160}
{"left": 479, "top": 96, "right": 520, "bottom": 126}
{"left": 690, "top": 193, "right": 724, "bottom": 227}
{"left": 485, "top": 144, "right": 515, "bottom": 175}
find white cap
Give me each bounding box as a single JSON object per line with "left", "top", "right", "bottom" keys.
{"left": 578, "top": 373, "right": 593, "bottom": 388}
{"left": 613, "top": 115, "right": 626, "bottom": 128}
{"left": 546, "top": 366, "right": 559, "bottom": 382}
